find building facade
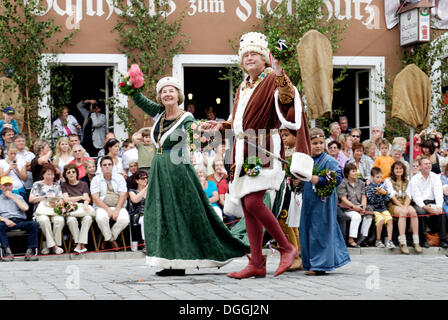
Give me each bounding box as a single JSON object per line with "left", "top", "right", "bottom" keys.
{"left": 28, "top": 0, "right": 448, "bottom": 140}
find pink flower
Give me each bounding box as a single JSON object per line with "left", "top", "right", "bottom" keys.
{"left": 200, "top": 136, "right": 207, "bottom": 143}
{"left": 128, "top": 64, "right": 144, "bottom": 89}
{"left": 190, "top": 123, "right": 197, "bottom": 130}
{"left": 193, "top": 133, "right": 200, "bottom": 140}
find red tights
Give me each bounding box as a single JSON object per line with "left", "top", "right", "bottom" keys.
{"left": 242, "top": 190, "right": 291, "bottom": 266}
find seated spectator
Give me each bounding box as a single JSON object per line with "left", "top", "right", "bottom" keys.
{"left": 325, "top": 122, "right": 341, "bottom": 147}
{"left": 196, "top": 166, "right": 222, "bottom": 220}
{"left": 440, "top": 157, "right": 448, "bottom": 175}
{"left": 68, "top": 134, "right": 81, "bottom": 149}
{"left": 327, "top": 141, "right": 349, "bottom": 173}
{"left": 348, "top": 142, "right": 372, "bottom": 182}
{"left": 97, "top": 132, "right": 119, "bottom": 158}
{"left": 390, "top": 144, "right": 409, "bottom": 174}
{"left": 190, "top": 150, "right": 207, "bottom": 173}
{"left": 405, "top": 133, "right": 423, "bottom": 161}
{"left": 1, "top": 127, "right": 15, "bottom": 150}
{"left": 128, "top": 170, "right": 148, "bottom": 252}
{"left": 441, "top": 162, "right": 448, "bottom": 221}
{"left": 366, "top": 125, "right": 389, "bottom": 157}
{"left": 0, "top": 143, "right": 28, "bottom": 198}
{"left": 96, "top": 138, "right": 126, "bottom": 177}
{"left": 373, "top": 139, "right": 394, "bottom": 182}
{"left": 392, "top": 137, "right": 408, "bottom": 158}
{"left": 61, "top": 164, "right": 95, "bottom": 254}
{"left": 338, "top": 133, "right": 353, "bottom": 159}
{"left": 420, "top": 138, "right": 441, "bottom": 174}
{"left": 126, "top": 161, "right": 139, "bottom": 190}
{"left": 207, "top": 158, "right": 227, "bottom": 187}
{"left": 206, "top": 142, "right": 226, "bottom": 176}
{"left": 80, "top": 159, "right": 96, "bottom": 189}
{"left": 412, "top": 156, "right": 421, "bottom": 176}
{"left": 408, "top": 156, "right": 447, "bottom": 248}
{"left": 350, "top": 128, "right": 362, "bottom": 144}
{"left": 363, "top": 140, "right": 377, "bottom": 163}
{"left": 218, "top": 176, "right": 237, "bottom": 228}
{"left": 91, "top": 156, "right": 129, "bottom": 251}
{"left": 31, "top": 138, "right": 54, "bottom": 182}
{"left": 29, "top": 163, "right": 64, "bottom": 255}
{"left": 0, "top": 176, "right": 38, "bottom": 261}
{"left": 366, "top": 167, "right": 395, "bottom": 249}
{"left": 337, "top": 163, "right": 373, "bottom": 247}
{"left": 0, "top": 106, "right": 19, "bottom": 134}
{"left": 205, "top": 106, "right": 224, "bottom": 122}
{"left": 384, "top": 161, "right": 421, "bottom": 254}
{"left": 339, "top": 116, "right": 352, "bottom": 135}
{"left": 52, "top": 107, "right": 81, "bottom": 141}
{"left": 52, "top": 137, "right": 74, "bottom": 177}
{"left": 122, "top": 133, "right": 139, "bottom": 176}
{"left": 68, "top": 144, "right": 93, "bottom": 179}
{"left": 14, "top": 133, "right": 35, "bottom": 202}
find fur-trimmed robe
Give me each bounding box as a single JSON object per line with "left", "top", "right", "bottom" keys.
{"left": 223, "top": 68, "right": 311, "bottom": 214}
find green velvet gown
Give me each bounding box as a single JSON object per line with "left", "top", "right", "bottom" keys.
{"left": 132, "top": 93, "right": 250, "bottom": 269}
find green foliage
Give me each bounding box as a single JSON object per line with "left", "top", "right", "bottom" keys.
{"left": 257, "top": 0, "right": 348, "bottom": 87}
{"left": 113, "top": 0, "right": 190, "bottom": 133}
{"left": 0, "top": 0, "right": 77, "bottom": 142}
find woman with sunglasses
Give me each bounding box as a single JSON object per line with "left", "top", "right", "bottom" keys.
{"left": 67, "top": 144, "right": 93, "bottom": 179}
{"left": 61, "top": 164, "right": 95, "bottom": 253}
{"left": 128, "top": 170, "right": 148, "bottom": 253}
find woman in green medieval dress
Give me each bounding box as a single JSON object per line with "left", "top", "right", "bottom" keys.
{"left": 130, "top": 76, "right": 249, "bottom": 276}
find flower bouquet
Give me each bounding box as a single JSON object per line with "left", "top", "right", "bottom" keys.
{"left": 187, "top": 120, "right": 217, "bottom": 152}
{"left": 312, "top": 167, "right": 337, "bottom": 199}
{"left": 243, "top": 156, "right": 262, "bottom": 177}
{"left": 268, "top": 30, "right": 295, "bottom": 62}
{"left": 54, "top": 202, "right": 78, "bottom": 217}
{"left": 119, "top": 64, "right": 145, "bottom": 96}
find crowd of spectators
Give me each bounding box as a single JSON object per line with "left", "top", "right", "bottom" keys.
{"left": 328, "top": 117, "right": 448, "bottom": 254}
{"left": 1, "top": 103, "right": 447, "bottom": 261}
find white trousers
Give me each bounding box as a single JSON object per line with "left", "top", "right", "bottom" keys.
{"left": 344, "top": 210, "right": 373, "bottom": 238}
{"left": 139, "top": 216, "right": 144, "bottom": 240}
{"left": 35, "top": 215, "right": 65, "bottom": 248}
{"left": 95, "top": 207, "right": 130, "bottom": 241}
{"left": 66, "top": 215, "right": 93, "bottom": 244}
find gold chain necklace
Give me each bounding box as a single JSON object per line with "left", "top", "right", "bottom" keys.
{"left": 156, "top": 111, "right": 185, "bottom": 153}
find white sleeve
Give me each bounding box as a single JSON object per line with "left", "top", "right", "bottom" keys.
{"left": 433, "top": 174, "right": 444, "bottom": 208}
{"left": 274, "top": 87, "right": 302, "bottom": 131}
{"left": 384, "top": 178, "right": 396, "bottom": 198}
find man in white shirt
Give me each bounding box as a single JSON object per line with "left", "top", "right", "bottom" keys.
{"left": 408, "top": 156, "right": 447, "bottom": 248}
{"left": 91, "top": 156, "right": 129, "bottom": 251}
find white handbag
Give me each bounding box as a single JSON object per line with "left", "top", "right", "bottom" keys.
{"left": 290, "top": 152, "right": 314, "bottom": 182}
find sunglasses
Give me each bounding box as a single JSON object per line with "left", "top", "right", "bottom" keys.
{"left": 351, "top": 135, "right": 360, "bottom": 138}
{"left": 102, "top": 163, "right": 113, "bottom": 167}
{"left": 66, "top": 170, "right": 77, "bottom": 174}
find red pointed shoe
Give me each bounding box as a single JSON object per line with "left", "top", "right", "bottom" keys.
{"left": 274, "top": 245, "right": 297, "bottom": 277}
{"left": 227, "top": 255, "right": 266, "bottom": 279}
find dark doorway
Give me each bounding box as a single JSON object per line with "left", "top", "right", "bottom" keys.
{"left": 333, "top": 68, "right": 371, "bottom": 139}
{"left": 50, "top": 66, "right": 111, "bottom": 131}
{"left": 183, "top": 67, "right": 231, "bottom": 120}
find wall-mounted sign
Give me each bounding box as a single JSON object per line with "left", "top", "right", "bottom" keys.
{"left": 400, "top": 7, "right": 431, "bottom": 46}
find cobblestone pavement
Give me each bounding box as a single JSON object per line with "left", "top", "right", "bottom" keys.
{"left": 0, "top": 249, "right": 447, "bottom": 301}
